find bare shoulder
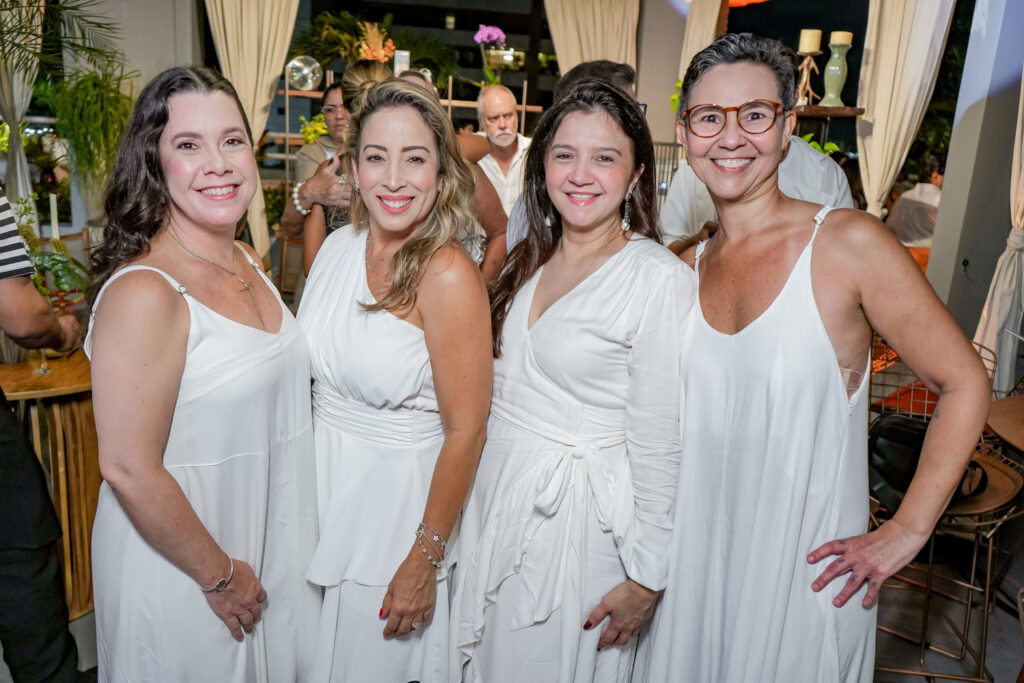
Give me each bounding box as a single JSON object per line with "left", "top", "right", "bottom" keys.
{"left": 235, "top": 240, "right": 265, "bottom": 269}
{"left": 93, "top": 268, "right": 188, "bottom": 338}
{"left": 420, "top": 242, "right": 486, "bottom": 296}
{"left": 816, "top": 208, "right": 902, "bottom": 259}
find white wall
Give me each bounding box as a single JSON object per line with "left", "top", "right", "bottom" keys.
{"left": 929, "top": 0, "right": 1024, "bottom": 335}
{"left": 636, "top": 0, "right": 687, "bottom": 142}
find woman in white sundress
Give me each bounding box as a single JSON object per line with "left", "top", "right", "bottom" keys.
{"left": 299, "top": 79, "right": 492, "bottom": 682}
{"left": 637, "top": 33, "right": 992, "bottom": 683}
{"left": 451, "top": 79, "right": 695, "bottom": 683}
{"left": 87, "top": 66, "right": 319, "bottom": 682}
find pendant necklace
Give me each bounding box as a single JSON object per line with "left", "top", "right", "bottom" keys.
{"left": 167, "top": 228, "right": 257, "bottom": 307}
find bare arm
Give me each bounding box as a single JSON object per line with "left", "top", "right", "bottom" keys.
{"left": 480, "top": 233, "right": 506, "bottom": 282}
{"left": 458, "top": 133, "right": 490, "bottom": 163}
{"left": 808, "top": 214, "right": 991, "bottom": 607}
{"left": 90, "top": 272, "right": 267, "bottom": 641}
{"left": 380, "top": 246, "right": 493, "bottom": 638}
{"left": 0, "top": 276, "right": 82, "bottom": 351}
{"left": 302, "top": 204, "right": 328, "bottom": 276}
{"left": 472, "top": 164, "right": 507, "bottom": 240}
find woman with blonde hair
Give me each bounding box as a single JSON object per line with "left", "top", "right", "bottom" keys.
{"left": 298, "top": 79, "right": 492, "bottom": 681}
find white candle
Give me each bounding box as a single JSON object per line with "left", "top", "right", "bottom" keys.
{"left": 830, "top": 31, "right": 853, "bottom": 46}
{"left": 799, "top": 29, "right": 821, "bottom": 54}
{"left": 49, "top": 193, "right": 58, "bottom": 239}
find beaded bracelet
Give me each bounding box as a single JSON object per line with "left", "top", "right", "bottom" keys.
{"left": 415, "top": 523, "right": 448, "bottom": 569}
{"left": 292, "top": 181, "right": 311, "bottom": 216}
{"left": 200, "top": 556, "right": 234, "bottom": 593}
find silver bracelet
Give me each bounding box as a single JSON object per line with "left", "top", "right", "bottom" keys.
{"left": 200, "top": 556, "right": 234, "bottom": 593}
{"left": 415, "top": 524, "right": 446, "bottom": 569}
{"left": 292, "top": 181, "right": 311, "bottom": 216}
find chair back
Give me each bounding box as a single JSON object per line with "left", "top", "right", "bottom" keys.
{"left": 277, "top": 235, "right": 304, "bottom": 295}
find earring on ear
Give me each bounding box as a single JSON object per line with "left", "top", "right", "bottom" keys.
{"left": 779, "top": 140, "right": 791, "bottom": 163}
{"left": 621, "top": 191, "right": 633, "bottom": 232}
{"left": 544, "top": 214, "right": 554, "bottom": 228}
{"left": 681, "top": 147, "right": 688, "bottom": 163}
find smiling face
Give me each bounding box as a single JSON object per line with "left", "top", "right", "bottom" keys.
{"left": 352, "top": 105, "right": 441, "bottom": 238}
{"left": 676, "top": 61, "right": 795, "bottom": 202}
{"left": 322, "top": 87, "right": 350, "bottom": 145}
{"left": 159, "top": 91, "right": 257, "bottom": 235}
{"left": 545, "top": 110, "right": 642, "bottom": 235}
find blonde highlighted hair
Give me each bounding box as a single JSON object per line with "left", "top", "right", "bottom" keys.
{"left": 343, "top": 79, "right": 478, "bottom": 313}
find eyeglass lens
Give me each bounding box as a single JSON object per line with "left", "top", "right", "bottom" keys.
{"left": 688, "top": 101, "right": 777, "bottom": 137}
{"left": 321, "top": 105, "right": 343, "bottom": 115}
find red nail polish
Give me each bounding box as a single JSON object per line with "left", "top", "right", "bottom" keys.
{"left": 379, "top": 608, "right": 384, "bottom": 618}
{"left": 583, "top": 621, "right": 592, "bottom": 630}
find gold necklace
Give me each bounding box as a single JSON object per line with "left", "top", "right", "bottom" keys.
{"left": 167, "top": 228, "right": 257, "bottom": 306}
{"left": 364, "top": 232, "right": 398, "bottom": 269}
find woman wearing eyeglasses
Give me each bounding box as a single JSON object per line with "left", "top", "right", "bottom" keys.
{"left": 637, "top": 33, "right": 991, "bottom": 683}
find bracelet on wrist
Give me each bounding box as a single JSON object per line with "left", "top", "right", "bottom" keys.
{"left": 200, "top": 556, "right": 234, "bottom": 593}
{"left": 292, "top": 181, "right": 311, "bottom": 216}
{"left": 414, "top": 522, "right": 448, "bottom": 569}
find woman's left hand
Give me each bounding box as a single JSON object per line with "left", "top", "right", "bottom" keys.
{"left": 807, "top": 517, "right": 931, "bottom": 608}
{"left": 380, "top": 548, "right": 437, "bottom": 638}
{"left": 584, "top": 578, "right": 660, "bottom": 650}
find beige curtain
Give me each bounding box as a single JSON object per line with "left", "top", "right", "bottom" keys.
{"left": 0, "top": 1, "right": 42, "bottom": 213}
{"left": 856, "top": 0, "right": 955, "bottom": 217}
{"left": 204, "top": 0, "right": 301, "bottom": 257}
{"left": 544, "top": 0, "right": 640, "bottom": 73}
{"left": 678, "top": 0, "right": 727, "bottom": 80}
{"left": 973, "top": 64, "right": 1024, "bottom": 392}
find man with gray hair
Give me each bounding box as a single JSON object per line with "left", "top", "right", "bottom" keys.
{"left": 477, "top": 85, "right": 531, "bottom": 215}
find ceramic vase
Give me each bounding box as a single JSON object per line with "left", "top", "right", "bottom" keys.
{"left": 820, "top": 42, "right": 851, "bottom": 107}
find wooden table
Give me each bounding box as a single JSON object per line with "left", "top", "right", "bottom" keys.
{"left": 0, "top": 350, "right": 100, "bottom": 619}
{"left": 988, "top": 394, "right": 1024, "bottom": 451}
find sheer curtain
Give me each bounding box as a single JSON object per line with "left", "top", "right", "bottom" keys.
{"left": 856, "top": 0, "right": 955, "bottom": 217}
{"left": 973, "top": 64, "right": 1024, "bottom": 393}
{"left": 0, "top": 1, "right": 42, "bottom": 213}
{"left": 204, "top": 0, "right": 301, "bottom": 257}
{"left": 677, "top": 0, "right": 728, "bottom": 80}
{"left": 543, "top": 0, "right": 640, "bottom": 72}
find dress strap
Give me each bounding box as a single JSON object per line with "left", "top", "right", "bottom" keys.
{"left": 810, "top": 206, "right": 836, "bottom": 243}
{"left": 232, "top": 242, "right": 262, "bottom": 271}
{"left": 94, "top": 265, "right": 188, "bottom": 306}
{"left": 693, "top": 240, "right": 708, "bottom": 277}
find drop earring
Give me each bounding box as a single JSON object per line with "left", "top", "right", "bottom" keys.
{"left": 621, "top": 191, "right": 632, "bottom": 232}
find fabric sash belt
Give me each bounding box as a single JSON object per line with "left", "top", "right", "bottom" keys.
{"left": 313, "top": 390, "right": 443, "bottom": 445}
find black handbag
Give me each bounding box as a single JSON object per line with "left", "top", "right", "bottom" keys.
{"left": 868, "top": 413, "right": 987, "bottom": 513}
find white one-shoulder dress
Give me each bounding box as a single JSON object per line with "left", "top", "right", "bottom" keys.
{"left": 451, "top": 236, "right": 695, "bottom": 683}
{"left": 86, "top": 249, "right": 321, "bottom": 683}
{"left": 637, "top": 207, "right": 876, "bottom": 683}
{"left": 298, "top": 225, "right": 450, "bottom": 682}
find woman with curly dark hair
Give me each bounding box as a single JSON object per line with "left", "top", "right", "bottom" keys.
{"left": 86, "top": 66, "right": 319, "bottom": 681}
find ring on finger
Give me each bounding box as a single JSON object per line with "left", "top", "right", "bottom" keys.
{"left": 411, "top": 621, "right": 423, "bottom": 631}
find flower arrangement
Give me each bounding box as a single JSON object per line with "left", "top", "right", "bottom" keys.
{"left": 474, "top": 24, "right": 507, "bottom": 86}
{"left": 299, "top": 113, "right": 328, "bottom": 144}
{"left": 357, "top": 21, "right": 395, "bottom": 63}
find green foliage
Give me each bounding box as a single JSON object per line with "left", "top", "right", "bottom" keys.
{"left": 290, "top": 11, "right": 393, "bottom": 69}
{"left": 671, "top": 80, "right": 682, "bottom": 113}
{"left": 11, "top": 193, "right": 90, "bottom": 296}
{"left": 39, "top": 63, "right": 136, "bottom": 192}
{"left": 801, "top": 133, "right": 841, "bottom": 155}
{"left": 390, "top": 28, "right": 458, "bottom": 89}
{"left": 0, "top": 0, "right": 120, "bottom": 74}
{"left": 264, "top": 185, "right": 286, "bottom": 230}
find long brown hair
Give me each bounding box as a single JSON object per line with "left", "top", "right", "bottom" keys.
{"left": 89, "top": 66, "right": 252, "bottom": 303}
{"left": 489, "top": 79, "right": 659, "bottom": 356}
{"left": 344, "top": 79, "right": 478, "bottom": 313}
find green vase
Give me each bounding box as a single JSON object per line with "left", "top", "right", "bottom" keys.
{"left": 820, "top": 43, "right": 850, "bottom": 107}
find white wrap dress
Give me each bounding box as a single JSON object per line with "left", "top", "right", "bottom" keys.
{"left": 298, "top": 225, "right": 450, "bottom": 682}
{"left": 87, "top": 254, "right": 321, "bottom": 683}
{"left": 451, "top": 237, "right": 695, "bottom": 682}
{"left": 638, "top": 207, "right": 876, "bottom": 682}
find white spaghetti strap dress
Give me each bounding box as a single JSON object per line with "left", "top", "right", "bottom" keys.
{"left": 298, "top": 225, "right": 450, "bottom": 682}
{"left": 451, "top": 237, "right": 695, "bottom": 683}
{"left": 86, "top": 249, "right": 321, "bottom": 683}
{"left": 637, "top": 207, "right": 876, "bottom": 682}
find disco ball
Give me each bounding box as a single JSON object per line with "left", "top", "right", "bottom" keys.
{"left": 286, "top": 56, "right": 323, "bottom": 91}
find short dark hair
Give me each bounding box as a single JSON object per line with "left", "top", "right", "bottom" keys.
{"left": 90, "top": 66, "right": 252, "bottom": 302}
{"left": 922, "top": 154, "right": 946, "bottom": 177}
{"left": 678, "top": 33, "right": 798, "bottom": 119}
{"left": 553, "top": 60, "right": 636, "bottom": 101}
{"left": 489, "top": 79, "right": 657, "bottom": 356}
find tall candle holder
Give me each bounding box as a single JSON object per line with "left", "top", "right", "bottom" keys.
{"left": 820, "top": 32, "right": 853, "bottom": 107}
{"left": 796, "top": 51, "right": 822, "bottom": 106}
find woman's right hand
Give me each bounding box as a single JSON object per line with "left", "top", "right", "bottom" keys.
{"left": 202, "top": 558, "right": 268, "bottom": 642}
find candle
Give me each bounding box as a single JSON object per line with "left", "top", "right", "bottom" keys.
{"left": 830, "top": 30, "right": 853, "bottom": 46}
{"left": 49, "top": 193, "right": 58, "bottom": 239}
{"left": 799, "top": 29, "right": 821, "bottom": 54}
